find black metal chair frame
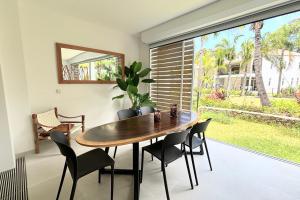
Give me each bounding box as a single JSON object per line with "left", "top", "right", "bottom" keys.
{"left": 141, "top": 131, "right": 194, "bottom": 200}
{"left": 50, "top": 132, "right": 115, "bottom": 200}
{"left": 184, "top": 118, "right": 212, "bottom": 186}
{"left": 113, "top": 109, "right": 138, "bottom": 158}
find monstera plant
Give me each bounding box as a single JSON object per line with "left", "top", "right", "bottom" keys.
{"left": 112, "top": 61, "right": 155, "bottom": 109}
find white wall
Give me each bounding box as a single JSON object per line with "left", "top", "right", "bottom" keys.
{"left": 0, "top": 0, "right": 32, "bottom": 157}
{"left": 17, "top": 1, "right": 139, "bottom": 153}
{"left": 0, "top": 66, "right": 15, "bottom": 171}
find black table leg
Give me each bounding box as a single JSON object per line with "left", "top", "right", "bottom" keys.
{"left": 105, "top": 147, "right": 110, "bottom": 154}
{"left": 133, "top": 143, "right": 140, "bottom": 200}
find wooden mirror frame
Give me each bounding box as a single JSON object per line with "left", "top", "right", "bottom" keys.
{"left": 56, "top": 43, "right": 125, "bottom": 84}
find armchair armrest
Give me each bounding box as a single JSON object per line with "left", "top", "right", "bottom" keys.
{"left": 57, "top": 114, "right": 84, "bottom": 119}
{"left": 58, "top": 114, "right": 85, "bottom": 132}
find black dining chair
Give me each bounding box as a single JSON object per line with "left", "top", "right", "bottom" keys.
{"left": 140, "top": 106, "right": 155, "bottom": 115}
{"left": 50, "top": 131, "right": 115, "bottom": 200}
{"left": 140, "top": 106, "right": 158, "bottom": 148}
{"left": 183, "top": 118, "right": 212, "bottom": 186}
{"left": 141, "top": 131, "right": 194, "bottom": 200}
{"left": 113, "top": 109, "right": 137, "bottom": 158}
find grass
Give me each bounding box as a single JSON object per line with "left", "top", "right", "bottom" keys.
{"left": 201, "top": 111, "right": 300, "bottom": 164}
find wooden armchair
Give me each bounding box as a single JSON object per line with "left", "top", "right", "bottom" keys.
{"left": 32, "top": 107, "right": 85, "bottom": 153}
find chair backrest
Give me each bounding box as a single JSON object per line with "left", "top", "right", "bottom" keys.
{"left": 50, "top": 132, "right": 77, "bottom": 178}
{"left": 36, "top": 109, "right": 61, "bottom": 131}
{"left": 163, "top": 130, "right": 190, "bottom": 148}
{"left": 190, "top": 118, "right": 212, "bottom": 137}
{"left": 117, "top": 109, "right": 137, "bottom": 120}
{"left": 140, "top": 106, "right": 155, "bottom": 115}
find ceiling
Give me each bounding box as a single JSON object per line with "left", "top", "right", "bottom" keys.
{"left": 24, "top": 0, "right": 217, "bottom": 34}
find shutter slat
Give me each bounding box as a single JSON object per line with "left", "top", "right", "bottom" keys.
{"left": 150, "top": 40, "right": 194, "bottom": 111}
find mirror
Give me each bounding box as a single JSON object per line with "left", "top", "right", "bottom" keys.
{"left": 56, "top": 43, "right": 124, "bottom": 84}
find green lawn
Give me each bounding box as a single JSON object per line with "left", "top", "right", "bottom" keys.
{"left": 201, "top": 111, "right": 300, "bottom": 164}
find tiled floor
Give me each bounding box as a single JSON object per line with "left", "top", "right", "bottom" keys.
{"left": 26, "top": 135, "right": 300, "bottom": 200}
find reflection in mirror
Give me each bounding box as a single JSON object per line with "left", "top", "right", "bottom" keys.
{"left": 56, "top": 43, "right": 124, "bottom": 84}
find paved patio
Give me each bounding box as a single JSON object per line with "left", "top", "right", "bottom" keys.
{"left": 26, "top": 136, "right": 300, "bottom": 200}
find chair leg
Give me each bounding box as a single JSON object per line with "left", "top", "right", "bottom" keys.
{"left": 162, "top": 163, "right": 170, "bottom": 200}
{"left": 150, "top": 140, "right": 153, "bottom": 161}
{"left": 111, "top": 165, "right": 114, "bottom": 200}
{"left": 113, "top": 147, "right": 117, "bottom": 159}
{"left": 70, "top": 180, "right": 77, "bottom": 200}
{"left": 190, "top": 146, "right": 199, "bottom": 186}
{"left": 98, "top": 169, "right": 101, "bottom": 183}
{"left": 66, "top": 133, "right": 71, "bottom": 146}
{"left": 35, "top": 140, "right": 40, "bottom": 154}
{"left": 197, "top": 133, "right": 204, "bottom": 155}
{"left": 203, "top": 139, "right": 213, "bottom": 171}
{"left": 183, "top": 148, "right": 194, "bottom": 190}
{"left": 56, "top": 162, "right": 67, "bottom": 200}
{"left": 141, "top": 149, "right": 145, "bottom": 183}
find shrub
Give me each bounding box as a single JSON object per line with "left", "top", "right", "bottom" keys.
{"left": 198, "top": 96, "right": 300, "bottom": 118}
{"left": 208, "top": 89, "right": 226, "bottom": 100}
{"left": 229, "top": 90, "right": 241, "bottom": 96}
{"left": 295, "top": 90, "right": 300, "bottom": 104}
{"left": 281, "top": 87, "right": 295, "bottom": 97}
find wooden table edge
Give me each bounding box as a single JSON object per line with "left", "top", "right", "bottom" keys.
{"left": 76, "top": 112, "right": 199, "bottom": 147}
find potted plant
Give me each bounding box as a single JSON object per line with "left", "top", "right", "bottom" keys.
{"left": 295, "top": 86, "right": 300, "bottom": 104}
{"left": 112, "top": 61, "right": 155, "bottom": 110}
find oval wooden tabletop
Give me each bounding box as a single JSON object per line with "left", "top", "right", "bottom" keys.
{"left": 76, "top": 111, "right": 198, "bottom": 147}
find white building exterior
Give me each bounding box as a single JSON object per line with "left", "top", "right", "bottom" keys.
{"left": 213, "top": 50, "right": 300, "bottom": 93}
{"left": 262, "top": 50, "right": 300, "bottom": 93}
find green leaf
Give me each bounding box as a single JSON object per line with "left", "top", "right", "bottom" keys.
{"left": 134, "top": 62, "right": 142, "bottom": 73}
{"left": 116, "top": 78, "right": 127, "bottom": 91}
{"left": 132, "top": 75, "right": 140, "bottom": 86}
{"left": 124, "top": 66, "right": 130, "bottom": 77}
{"left": 139, "top": 68, "right": 151, "bottom": 77}
{"left": 127, "top": 85, "right": 138, "bottom": 94}
{"left": 113, "top": 85, "right": 119, "bottom": 89}
{"left": 117, "top": 66, "right": 123, "bottom": 76}
{"left": 130, "top": 61, "right": 137, "bottom": 76}
{"left": 112, "top": 94, "right": 125, "bottom": 100}
{"left": 142, "top": 79, "right": 155, "bottom": 83}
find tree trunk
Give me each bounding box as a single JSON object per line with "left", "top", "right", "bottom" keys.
{"left": 241, "top": 63, "right": 249, "bottom": 96}
{"left": 277, "top": 49, "right": 285, "bottom": 95}
{"left": 253, "top": 21, "right": 271, "bottom": 106}
{"left": 226, "top": 64, "right": 232, "bottom": 97}
{"left": 248, "top": 62, "right": 253, "bottom": 92}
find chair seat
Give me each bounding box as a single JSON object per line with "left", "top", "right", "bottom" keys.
{"left": 143, "top": 141, "right": 183, "bottom": 164}
{"left": 77, "top": 148, "right": 114, "bottom": 179}
{"left": 185, "top": 136, "right": 203, "bottom": 149}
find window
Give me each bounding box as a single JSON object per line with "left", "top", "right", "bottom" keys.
{"left": 150, "top": 40, "right": 194, "bottom": 111}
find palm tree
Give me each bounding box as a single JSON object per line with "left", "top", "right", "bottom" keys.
{"left": 240, "top": 39, "right": 254, "bottom": 96}
{"left": 262, "top": 21, "right": 300, "bottom": 95}
{"left": 251, "top": 21, "right": 271, "bottom": 106}
{"left": 216, "top": 35, "right": 242, "bottom": 96}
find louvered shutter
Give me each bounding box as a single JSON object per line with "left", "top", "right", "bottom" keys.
{"left": 150, "top": 39, "right": 194, "bottom": 111}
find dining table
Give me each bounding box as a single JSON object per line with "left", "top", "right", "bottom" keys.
{"left": 76, "top": 111, "right": 198, "bottom": 200}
